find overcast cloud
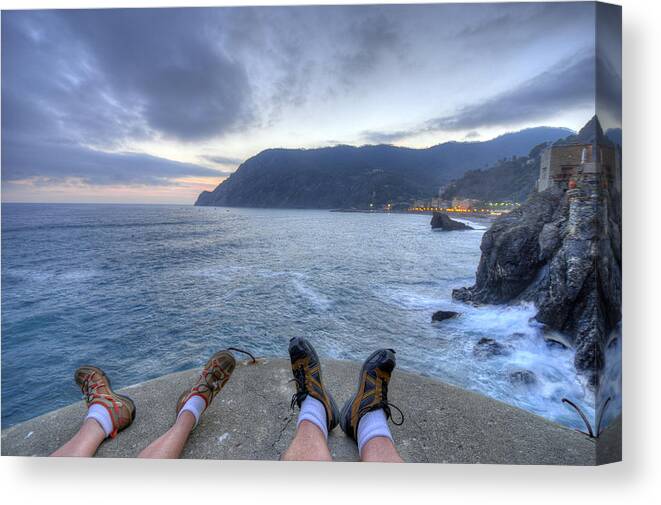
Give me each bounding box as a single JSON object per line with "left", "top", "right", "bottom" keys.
{"left": 1, "top": 3, "right": 621, "bottom": 203}
{"left": 364, "top": 51, "right": 603, "bottom": 143}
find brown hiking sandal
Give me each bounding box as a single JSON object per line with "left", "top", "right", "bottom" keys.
{"left": 340, "top": 349, "right": 404, "bottom": 441}
{"left": 175, "top": 350, "right": 236, "bottom": 423}
{"left": 74, "top": 366, "right": 136, "bottom": 438}
{"left": 288, "top": 337, "right": 340, "bottom": 432}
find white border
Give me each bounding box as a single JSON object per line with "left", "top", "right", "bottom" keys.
{"left": 2, "top": 1, "right": 659, "bottom": 503}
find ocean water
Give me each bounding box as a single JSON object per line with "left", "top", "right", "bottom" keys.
{"left": 1, "top": 203, "right": 596, "bottom": 430}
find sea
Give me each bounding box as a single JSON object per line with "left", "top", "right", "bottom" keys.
{"left": 1, "top": 203, "right": 602, "bottom": 430}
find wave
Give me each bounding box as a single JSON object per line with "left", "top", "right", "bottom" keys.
{"left": 2, "top": 220, "right": 215, "bottom": 234}
{"left": 291, "top": 276, "right": 333, "bottom": 311}
{"left": 3, "top": 268, "right": 99, "bottom": 283}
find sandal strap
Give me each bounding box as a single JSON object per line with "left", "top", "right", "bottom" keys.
{"left": 80, "top": 372, "right": 124, "bottom": 438}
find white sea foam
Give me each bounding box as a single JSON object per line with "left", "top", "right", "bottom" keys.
{"left": 456, "top": 302, "right": 539, "bottom": 337}
{"left": 457, "top": 218, "right": 489, "bottom": 231}
{"left": 382, "top": 288, "right": 597, "bottom": 430}
{"left": 291, "top": 276, "right": 333, "bottom": 311}
{"left": 435, "top": 303, "right": 595, "bottom": 430}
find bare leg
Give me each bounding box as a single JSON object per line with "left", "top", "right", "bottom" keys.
{"left": 51, "top": 418, "right": 107, "bottom": 457}
{"left": 360, "top": 436, "right": 404, "bottom": 463}
{"left": 138, "top": 411, "right": 196, "bottom": 459}
{"left": 282, "top": 420, "right": 332, "bottom": 461}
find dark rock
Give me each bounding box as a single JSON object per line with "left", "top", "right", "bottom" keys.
{"left": 473, "top": 338, "right": 510, "bottom": 358}
{"left": 451, "top": 189, "right": 564, "bottom": 304}
{"left": 431, "top": 310, "right": 459, "bottom": 322}
{"left": 538, "top": 221, "right": 562, "bottom": 262}
{"left": 451, "top": 286, "right": 474, "bottom": 303}
{"left": 509, "top": 370, "right": 538, "bottom": 386}
{"left": 431, "top": 212, "right": 472, "bottom": 231}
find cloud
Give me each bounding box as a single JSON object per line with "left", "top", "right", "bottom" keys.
{"left": 360, "top": 128, "right": 414, "bottom": 145}
{"left": 363, "top": 51, "right": 601, "bottom": 143}
{"left": 335, "top": 12, "right": 404, "bottom": 83}
{"left": 2, "top": 9, "right": 254, "bottom": 148}
{"left": 1, "top": 6, "right": 415, "bottom": 169}
{"left": 454, "top": 3, "right": 592, "bottom": 48}
{"left": 1, "top": 9, "right": 248, "bottom": 190}
{"left": 429, "top": 53, "right": 596, "bottom": 131}
{"left": 2, "top": 138, "right": 223, "bottom": 186}
{"left": 1, "top": 3, "right": 611, "bottom": 198}
{"left": 201, "top": 155, "right": 243, "bottom": 166}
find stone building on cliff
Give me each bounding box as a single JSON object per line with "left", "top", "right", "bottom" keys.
{"left": 536, "top": 116, "right": 621, "bottom": 193}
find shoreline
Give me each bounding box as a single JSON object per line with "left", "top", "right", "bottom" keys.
{"left": 330, "top": 208, "right": 499, "bottom": 219}
{"left": 2, "top": 357, "right": 616, "bottom": 464}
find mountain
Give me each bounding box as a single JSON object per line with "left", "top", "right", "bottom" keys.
{"left": 555, "top": 115, "right": 615, "bottom": 147}
{"left": 195, "top": 127, "right": 572, "bottom": 209}
{"left": 440, "top": 142, "right": 548, "bottom": 203}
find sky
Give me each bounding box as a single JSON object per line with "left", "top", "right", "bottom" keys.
{"left": 1, "top": 3, "right": 621, "bottom": 204}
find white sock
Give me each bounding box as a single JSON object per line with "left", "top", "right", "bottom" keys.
{"left": 296, "top": 396, "right": 328, "bottom": 439}
{"left": 177, "top": 395, "right": 207, "bottom": 427}
{"left": 357, "top": 408, "right": 394, "bottom": 456}
{"left": 86, "top": 404, "right": 113, "bottom": 437}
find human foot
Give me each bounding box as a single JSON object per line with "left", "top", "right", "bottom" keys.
{"left": 175, "top": 350, "right": 236, "bottom": 426}
{"left": 74, "top": 366, "right": 136, "bottom": 438}
{"left": 288, "top": 337, "right": 339, "bottom": 433}
{"left": 339, "top": 349, "right": 403, "bottom": 442}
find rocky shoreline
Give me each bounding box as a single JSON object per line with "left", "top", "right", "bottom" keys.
{"left": 451, "top": 118, "right": 622, "bottom": 386}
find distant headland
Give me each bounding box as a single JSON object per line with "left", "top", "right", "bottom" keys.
{"left": 195, "top": 126, "right": 573, "bottom": 210}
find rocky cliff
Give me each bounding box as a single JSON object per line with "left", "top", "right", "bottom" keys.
{"left": 453, "top": 120, "right": 621, "bottom": 385}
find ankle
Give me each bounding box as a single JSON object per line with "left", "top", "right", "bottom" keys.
{"left": 85, "top": 404, "right": 114, "bottom": 438}
{"left": 81, "top": 416, "right": 109, "bottom": 440}
{"left": 357, "top": 408, "right": 394, "bottom": 456}
{"left": 175, "top": 410, "right": 197, "bottom": 430}
{"left": 177, "top": 394, "right": 207, "bottom": 427}
{"left": 296, "top": 396, "right": 328, "bottom": 439}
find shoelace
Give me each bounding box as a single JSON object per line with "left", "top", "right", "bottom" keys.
{"left": 227, "top": 347, "right": 257, "bottom": 363}
{"left": 380, "top": 402, "right": 405, "bottom": 426}
{"left": 289, "top": 366, "right": 307, "bottom": 410}
{"left": 381, "top": 378, "right": 405, "bottom": 425}
{"left": 357, "top": 376, "right": 405, "bottom": 426}
{"left": 187, "top": 347, "right": 255, "bottom": 400}
{"left": 81, "top": 373, "right": 108, "bottom": 403}
{"left": 192, "top": 367, "right": 223, "bottom": 396}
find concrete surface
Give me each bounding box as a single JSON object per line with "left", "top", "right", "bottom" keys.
{"left": 2, "top": 358, "right": 601, "bottom": 464}
{"left": 597, "top": 415, "right": 622, "bottom": 465}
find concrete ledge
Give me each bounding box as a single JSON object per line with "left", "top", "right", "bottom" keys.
{"left": 1, "top": 358, "right": 598, "bottom": 464}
